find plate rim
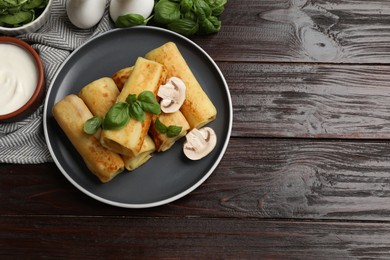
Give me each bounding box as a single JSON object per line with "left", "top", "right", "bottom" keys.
{"left": 43, "top": 25, "right": 233, "bottom": 208}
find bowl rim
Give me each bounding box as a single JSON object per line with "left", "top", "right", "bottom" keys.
{"left": 0, "top": 36, "right": 45, "bottom": 121}
{"left": 0, "top": 0, "right": 53, "bottom": 32}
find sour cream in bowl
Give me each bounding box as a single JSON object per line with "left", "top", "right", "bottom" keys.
{"left": 0, "top": 37, "right": 45, "bottom": 122}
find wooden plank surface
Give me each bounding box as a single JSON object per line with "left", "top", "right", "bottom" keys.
{"left": 195, "top": 0, "right": 390, "bottom": 63}
{"left": 3, "top": 1, "right": 390, "bottom": 258}
{"left": 2, "top": 216, "right": 390, "bottom": 259}
{"left": 2, "top": 138, "right": 390, "bottom": 221}
{"left": 220, "top": 62, "right": 390, "bottom": 138}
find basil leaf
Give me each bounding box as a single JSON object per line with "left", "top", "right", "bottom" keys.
{"left": 154, "top": 0, "right": 181, "bottom": 24}
{"left": 1, "top": 0, "right": 19, "bottom": 8}
{"left": 116, "top": 13, "right": 146, "bottom": 28}
{"left": 129, "top": 101, "right": 145, "bottom": 122}
{"left": 83, "top": 116, "right": 102, "bottom": 135}
{"left": 0, "top": 10, "right": 33, "bottom": 25}
{"left": 198, "top": 15, "right": 221, "bottom": 34}
{"left": 103, "top": 91, "right": 159, "bottom": 125}
{"left": 167, "top": 125, "right": 182, "bottom": 137}
{"left": 193, "top": 0, "right": 211, "bottom": 21}
{"left": 5, "top": 6, "right": 21, "bottom": 14}
{"left": 137, "top": 91, "right": 156, "bottom": 104}
{"left": 125, "top": 94, "right": 137, "bottom": 105}
{"left": 5, "top": 0, "right": 19, "bottom": 4}
{"left": 150, "top": 0, "right": 226, "bottom": 37}
{"left": 18, "top": 0, "right": 30, "bottom": 6}
{"left": 154, "top": 117, "right": 168, "bottom": 134}
{"left": 22, "top": 0, "right": 44, "bottom": 10}
{"left": 103, "top": 102, "right": 130, "bottom": 130}
{"left": 180, "top": 0, "right": 193, "bottom": 13}
{"left": 0, "top": 0, "right": 46, "bottom": 27}
{"left": 154, "top": 118, "right": 182, "bottom": 137}
{"left": 183, "top": 10, "right": 197, "bottom": 21}
{"left": 204, "top": 0, "right": 227, "bottom": 16}
{"left": 141, "top": 101, "right": 161, "bottom": 115}
{"left": 137, "top": 91, "right": 161, "bottom": 115}
{"left": 168, "top": 18, "right": 198, "bottom": 36}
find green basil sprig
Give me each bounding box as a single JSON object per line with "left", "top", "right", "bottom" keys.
{"left": 114, "top": 0, "right": 228, "bottom": 37}
{"left": 103, "top": 102, "right": 131, "bottom": 130}
{"left": 154, "top": 117, "right": 182, "bottom": 138}
{"left": 83, "top": 116, "right": 103, "bottom": 135}
{"left": 167, "top": 17, "right": 198, "bottom": 37}
{"left": 115, "top": 13, "right": 154, "bottom": 28}
{"left": 154, "top": 0, "right": 181, "bottom": 25}
{"left": 83, "top": 91, "right": 160, "bottom": 134}
{"left": 137, "top": 91, "right": 161, "bottom": 114}
{"left": 155, "top": 0, "right": 226, "bottom": 36}
{"left": 104, "top": 91, "right": 160, "bottom": 130}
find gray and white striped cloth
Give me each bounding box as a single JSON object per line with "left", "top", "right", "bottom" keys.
{"left": 0, "top": 0, "right": 114, "bottom": 164}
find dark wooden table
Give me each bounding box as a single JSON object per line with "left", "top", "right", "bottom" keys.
{"left": 3, "top": 0, "right": 390, "bottom": 259}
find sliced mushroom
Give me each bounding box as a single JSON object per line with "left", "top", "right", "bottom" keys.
{"left": 183, "top": 127, "right": 217, "bottom": 160}
{"left": 157, "top": 77, "right": 186, "bottom": 113}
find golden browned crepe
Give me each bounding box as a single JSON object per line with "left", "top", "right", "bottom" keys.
{"left": 100, "top": 57, "right": 163, "bottom": 156}
{"left": 145, "top": 42, "right": 217, "bottom": 129}
{"left": 52, "top": 94, "right": 124, "bottom": 183}
{"left": 122, "top": 135, "right": 155, "bottom": 170}
{"left": 79, "top": 75, "right": 156, "bottom": 171}
{"left": 78, "top": 77, "right": 119, "bottom": 119}
{"left": 150, "top": 111, "right": 190, "bottom": 152}
{"left": 112, "top": 66, "right": 134, "bottom": 91}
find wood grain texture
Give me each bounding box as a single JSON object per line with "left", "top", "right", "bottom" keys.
{"left": 1, "top": 216, "right": 390, "bottom": 259}
{"left": 3, "top": 1, "right": 390, "bottom": 258}
{"left": 194, "top": 0, "right": 390, "bottom": 63}
{"left": 188, "top": 138, "right": 390, "bottom": 220}
{"left": 218, "top": 62, "right": 390, "bottom": 138}
{"left": 2, "top": 139, "right": 390, "bottom": 221}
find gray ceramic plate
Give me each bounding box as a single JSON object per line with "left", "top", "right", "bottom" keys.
{"left": 43, "top": 26, "right": 232, "bottom": 208}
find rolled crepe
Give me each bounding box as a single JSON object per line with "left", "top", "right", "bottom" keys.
{"left": 112, "top": 66, "right": 167, "bottom": 92}
{"left": 79, "top": 77, "right": 119, "bottom": 119}
{"left": 112, "top": 66, "right": 134, "bottom": 91}
{"left": 145, "top": 42, "right": 217, "bottom": 129}
{"left": 150, "top": 111, "right": 190, "bottom": 152}
{"left": 101, "top": 57, "right": 163, "bottom": 156}
{"left": 122, "top": 135, "right": 155, "bottom": 171}
{"left": 79, "top": 77, "right": 156, "bottom": 171}
{"left": 52, "top": 94, "right": 124, "bottom": 183}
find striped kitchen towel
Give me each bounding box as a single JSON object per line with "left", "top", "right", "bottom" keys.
{"left": 0, "top": 0, "right": 114, "bottom": 164}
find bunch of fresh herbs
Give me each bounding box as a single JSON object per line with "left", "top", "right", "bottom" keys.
{"left": 0, "top": 0, "right": 48, "bottom": 28}
{"left": 116, "top": 0, "right": 227, "bottom": 37}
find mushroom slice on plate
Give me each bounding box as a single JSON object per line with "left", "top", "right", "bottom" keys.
{"left": 157, "top": 77, "right": 186, "bottom": 113}
{"left": 183, "top": 127, "right": 217, "bottom": 160}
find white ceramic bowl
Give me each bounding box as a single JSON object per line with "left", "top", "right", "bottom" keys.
{"left": 0, "top": 0, "right": 53, "bottom": 36}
